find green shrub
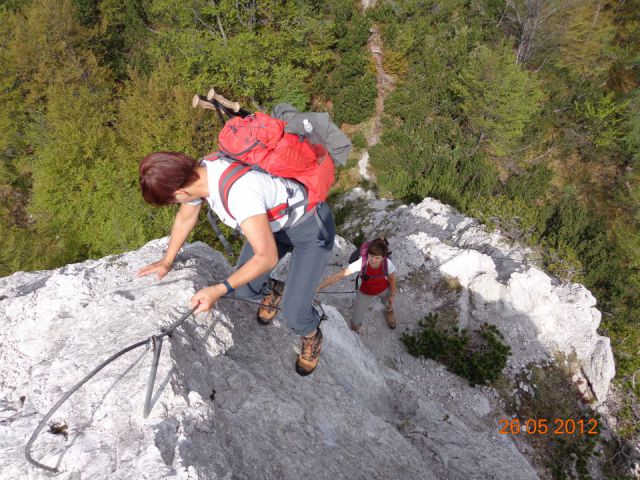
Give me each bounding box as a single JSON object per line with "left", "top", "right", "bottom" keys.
{"left": 470, "top": 194, "right": 542, "bottom": 243}
{"left": 502, "top": 360, "right": 605, "bottom": 480}
{"left": 504, "top": 164, "right": 554, "bottom": 203}
{"left": 401, "top": 313, "right": 511, "bottom": 386}
{"left": 540, "top": 239, "right": 584, "bottom": 283}
{"left": 351, "top": 131, "right": 367, "bottom": 149}
{"left": 331, "top": 72, "right": 377, "bottom": 125}
{"left": 574, "top": 92, "right": 628, "bottom": 150}
{"left": 452, "top": 42, "right": 544, "bottom": 156}
{"left": 369, "top": 121, "right": 499, "bottom": 209}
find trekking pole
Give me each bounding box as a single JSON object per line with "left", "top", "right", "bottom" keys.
{"left": 192, "top": 90, "right": 249, "bottom": 117}
{"left": 192, "top": 94, "right": 229, "bottom": 126}
{"left": 206, "top": 88, "right": 242, "bottom": 113}
{"left": 207, "top": 89, "right": 252, "bottom": 118}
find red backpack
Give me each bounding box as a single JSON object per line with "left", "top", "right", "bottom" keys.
{"left": 211, "top": 111, "right": 335, "bottom": 223}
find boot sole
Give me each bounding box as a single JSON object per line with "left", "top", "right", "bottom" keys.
{"left": 256, "top": 311, "right": 275, "bottom": 325}
{"left": 295, "top": 361, "right": 317, "bottom": 376}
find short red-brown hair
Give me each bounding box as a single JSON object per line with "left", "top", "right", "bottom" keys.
{"left": 139, "top": 152, "right": 200, "bottom": 205}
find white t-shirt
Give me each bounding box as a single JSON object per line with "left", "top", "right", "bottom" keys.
{"left": 187, "top": 159, "right": 307, "bottom": 232}
{"left": 346, "top": 258, "right": 396, "bottom": 275}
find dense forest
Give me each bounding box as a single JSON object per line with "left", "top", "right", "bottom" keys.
{"left": 1, "top": 0, "right": 638, "bottom": 448}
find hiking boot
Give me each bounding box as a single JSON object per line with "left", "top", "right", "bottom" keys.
{"left": 351, "top": 323, "right": 362, "bottom": 334}
{"left": 257, "top": 279, "right": 285, "bottom": 325}
{"left": 295, "top": 327, "right": 323, "bottom": 376}
{"left": 385, "top": 309, "right": 396, "bottom": 329}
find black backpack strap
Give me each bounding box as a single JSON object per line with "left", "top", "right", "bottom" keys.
{"left": 355, "top": 273, "right": 362, "bottom": 291}
{"left": 280, "top": 185, "right": 309, "bottom": 230}
{"left": 207, "top": 208, "right": 234, "bottom": 257}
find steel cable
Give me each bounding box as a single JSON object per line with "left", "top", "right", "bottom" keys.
{"left": 25, "top": 307, "right": 196, "bottom": 473}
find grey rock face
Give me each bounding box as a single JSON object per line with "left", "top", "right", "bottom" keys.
{"left": 1, "top": 236, "right": 538, "bottom": 479}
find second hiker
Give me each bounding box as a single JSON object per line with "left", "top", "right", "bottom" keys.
{"left": 316, "top": 237, "right": 397, "bottom": 333}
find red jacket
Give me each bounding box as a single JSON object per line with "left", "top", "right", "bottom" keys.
{"left": 359, "top": 262, "right": 389, "bottom": 296}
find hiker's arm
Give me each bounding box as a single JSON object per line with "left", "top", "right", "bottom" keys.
{"left": 316, "top": 268, "right": 351, "bottom": 291}
{"left": 388, "top": 272, "right": 397, "bottom": 305}
{"left": 137, "top": 202, "right": 201, "bottom": 279}
{"left": 190, "top": 213, "right": 277, "bottom": 314}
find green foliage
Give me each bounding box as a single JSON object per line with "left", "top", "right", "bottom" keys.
{"left": 336, "top": 12, "right": 370, "bottom": 53}
{"left": 5, "top": 0, "right": 109, "bottom": 106}
{"left": 369, "top": 120, "right": 499, "bottom": 208}
{"left": 320, "top": 2, "right": 376, "bottom": 125}
{"left": 574, "top": 92, "right": 629, "bottom": 150}
{"left": 91, "top": 0, "right": 154, "bottom": 78}
{"left": 505, "top": 164, "right": 553, "bottom": 202}
{"left": 623, "top": 95, "right": 640, "bottom": 168}
{"left": 540, "top": 239, "right": 585, "bottom": 284}
{"left": 351, "top": 131, "right": 367, "bottom": 149}
{"left": 402, "top": 313, "right": 511, "bottom": 386}
{"left": 142, "top": 0, "right": 334, "bottom": 109}
{"left": 470, "top": 194, "right": 542, "bottom": 243}
{"left": 501, "top": 360, "right": 603, "bottom": 480}
{"left": 548, "top": 0, "right": 617, "bottom": 86}
{"left": 453, "top": 42, "right": 544, "bottom": 156}
{"left": 325, "top": 57, "right": 376, "bottom": 124}
{"left": 549, "top": 435, "right": 600, "bottom": 480}
{"left": 537, "top": 194, "right": 620, "bottom": 285}
{"left": 27, "top": 82, "right": 120, "bottom": 261}
{"left": 543, "top": 194, "right": 594, "bottom": 250}
{"left": 331, "top": 72, "right": 377, "bottom": 125}
{"left": 268, "top": 64, "right": 311, "bottom": 111}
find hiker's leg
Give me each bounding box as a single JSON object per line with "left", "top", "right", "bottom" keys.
{"left": 278, "top": 203, "right": 335, "bottom": 337}
{"left": 233, "top": 238, "right": 290, "bottom": 300}
{"left": 352, "top": 290, "right": 374, "bottom": 328}
{"left": 379, "top": 288, "right": 396, "bottom": 329}
{"left": 379, "top": 288, "right": 392, "bottom": 310}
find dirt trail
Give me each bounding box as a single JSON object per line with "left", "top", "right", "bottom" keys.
{"left": 357, "top": 15, "right": 395, "bottom": 181}
{"left": 367, "top": 24, "right": 394, "bottom": 146}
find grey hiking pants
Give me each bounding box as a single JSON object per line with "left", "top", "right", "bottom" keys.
{"left": 233, "top": 202, "right": 335, "bottom": 337}
{"left": 352, "top": 288, "right": 392, "bottom": 327}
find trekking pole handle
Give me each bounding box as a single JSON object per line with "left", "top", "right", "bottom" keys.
{"left": 192, "top": 94, "right": 219, "bottom": 111}
{"left": 207, "top": 88, "right": 241, "bottom": 113}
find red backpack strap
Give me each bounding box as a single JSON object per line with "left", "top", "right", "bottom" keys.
{"left": 219, "top": 162, "right": 252, "bottom": 220}
{"left": 218, "top": 160, "right": 290, "bottom": 223}
{"left": 202, "top": 151, "right": 221, "bottom": 162}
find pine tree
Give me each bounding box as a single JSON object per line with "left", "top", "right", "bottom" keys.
{"left": 453, "top": 42, "right": 544, "bottom": 156}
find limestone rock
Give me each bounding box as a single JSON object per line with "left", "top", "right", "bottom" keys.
{"left": 1, "top": 238, "right": 537, "bottom": 479}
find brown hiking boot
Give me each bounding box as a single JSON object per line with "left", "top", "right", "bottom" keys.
{"left": 385, "top": 309, "right": 396, "bottom": 329}
{"left": 257, "top": 279, "right": 285, "bottom": 325}
{"left": 295, "top": 327, "right": 323, "bottom": 376}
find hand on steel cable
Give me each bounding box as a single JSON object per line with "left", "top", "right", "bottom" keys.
{"left": 189, "top": 284, "right": 227, "bottom": 314}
